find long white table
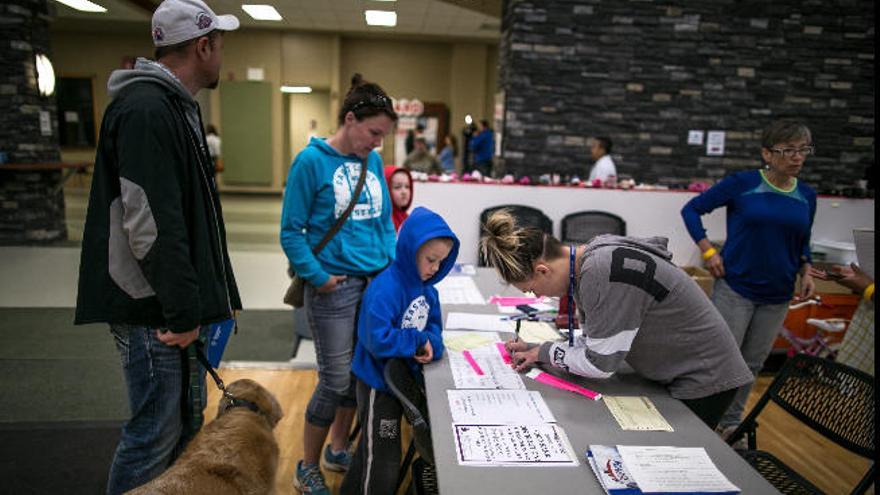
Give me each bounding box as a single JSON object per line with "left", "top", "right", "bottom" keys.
{"left": 423, "top": 268, "right": 779, "bottom": 493}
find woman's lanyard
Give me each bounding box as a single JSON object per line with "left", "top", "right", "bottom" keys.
{"left": 568, "top": 244, "right": 575, "bottom": 347}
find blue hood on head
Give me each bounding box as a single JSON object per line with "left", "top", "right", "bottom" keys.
{"left": 394, "top": 207, "right": 459, "bottom": 285}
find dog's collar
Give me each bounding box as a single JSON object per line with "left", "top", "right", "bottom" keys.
{"left": 223, "top": 394, "right": 261, "bottom": 415}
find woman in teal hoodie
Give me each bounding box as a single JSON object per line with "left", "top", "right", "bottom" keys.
{"left": 341, "top": 207, "right": 460, "bottom": 494}
{"left": 281, "top": 74, "right": 398, "bottom": 494}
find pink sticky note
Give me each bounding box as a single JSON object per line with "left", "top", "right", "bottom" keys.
{"left": 488, "top": 295, "right": 542, "bottom": 307}
{"left": 527, "top": 370, "right": 602, "bottom": 401}
{"left": 496, "top": 342, "right": 512, "bottom": 364}
{"left": 462, "top": 350, "right": 484, "bottom": 375}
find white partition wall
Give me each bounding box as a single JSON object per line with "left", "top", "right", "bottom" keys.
{"left": 411, "top": 182, "right": 875, "bottom": 266}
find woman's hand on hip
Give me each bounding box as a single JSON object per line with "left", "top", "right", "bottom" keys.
{"left": 317, "top": 275, "right": 348, "bottom": 293}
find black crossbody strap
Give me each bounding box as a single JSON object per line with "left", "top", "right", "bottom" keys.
{"left": 312, "top": 159, "right": 368, "bottom": 255}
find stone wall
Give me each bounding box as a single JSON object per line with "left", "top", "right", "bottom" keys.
{"left": 499, "top": 0, "right": 874, "bottom": 193}
{"left": 0, "top": 0, "right": 66, "bottom": 243}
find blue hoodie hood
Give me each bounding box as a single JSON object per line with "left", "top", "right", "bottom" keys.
{"left": 394, "top": 207, "right": 460, "bottom": 286}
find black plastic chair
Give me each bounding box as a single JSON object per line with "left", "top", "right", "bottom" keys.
{"left": 383, "top": 359, "right": 438, "bottom": 495}
{"left": 560, "top": 210, "right": 626, "bottom": 244}
{"left": 478, "top": 205, "right": 553, "bottom": 266}
{"left": 727, "top": 354, "right": 875, "bottom": 494}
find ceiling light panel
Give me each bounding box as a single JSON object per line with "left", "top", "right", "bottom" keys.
{"left": 242, "top": 4, "right": 283, "bottom": 21}
{"left": 364, "top": 10, "right": 396, "bottom": 27}
{"left": 53, "top": 0, "right": 107, "bottom": 13}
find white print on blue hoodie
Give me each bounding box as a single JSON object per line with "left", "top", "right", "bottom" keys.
{"left": 352, "top": 207, "right": 460, "bottom": 393}
{"left": 280, "top": 137, "right": 396, "bottom": 287}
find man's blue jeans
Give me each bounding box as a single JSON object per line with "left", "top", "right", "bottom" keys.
{"left": 106, "top": 324, "right": 206, "bottom": 494}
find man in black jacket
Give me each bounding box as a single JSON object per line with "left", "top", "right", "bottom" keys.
{"left": 74, "top": 0, "right": 241, "bottom": 492}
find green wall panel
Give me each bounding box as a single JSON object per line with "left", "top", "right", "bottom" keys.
{"left": 219, "top": 81, "right": 273, "bottom": 186}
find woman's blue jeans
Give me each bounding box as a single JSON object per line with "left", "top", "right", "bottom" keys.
{"left": 304, "top": 276, "right": 368, "bottom": 427}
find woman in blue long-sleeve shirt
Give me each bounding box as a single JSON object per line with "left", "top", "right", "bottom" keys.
{"left": 680, "top": 119, "right": 817, "bottom": 440}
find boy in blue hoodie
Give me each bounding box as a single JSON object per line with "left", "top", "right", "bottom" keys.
{"left": 340, "top": 207, "right": 460, "bottom": 494}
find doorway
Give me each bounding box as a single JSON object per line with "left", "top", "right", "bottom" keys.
{"left": 286, "top": 90, "right": 332, "bottom": 170}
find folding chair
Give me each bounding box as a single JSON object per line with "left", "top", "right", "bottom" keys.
{"left": 478, "top": 205, "right": 553, "bottom": 266}
{"left": 727, "top": 353, "right": 875, "bottom": 494}
{"left": 560, "top": 210, "right": 626, "bottom": 244}
{"left": 383, "top": 358, "right": 438, "bottom": 495}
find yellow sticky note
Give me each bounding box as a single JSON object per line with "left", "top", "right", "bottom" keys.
{"left": 444, "top": 333, "right": 498, "bottom": 352}
{"left": 518, "top": 321, "right": 563, "bottom": 343}
{"left": 603, "top": 396, "right": 673, "bottom": 432}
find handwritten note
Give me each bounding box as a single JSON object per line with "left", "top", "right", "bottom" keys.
{"left": 447, "top": 390, "right": 556, "bottom": 424}
{"left": 449, "top": 345, "right": 524, "bottom": 390}
{"left": 453, "top": 423, "right": 578, "bottom": 466}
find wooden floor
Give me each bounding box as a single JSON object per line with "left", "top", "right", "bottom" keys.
{"left": 206, "top": 370, "right": 873, "bottom": 495}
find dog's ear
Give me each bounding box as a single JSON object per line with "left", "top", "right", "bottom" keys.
{"left": 266, "top": 392, "right": 284, "bottom": 428}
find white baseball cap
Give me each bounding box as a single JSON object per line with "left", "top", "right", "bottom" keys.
{"left": 151, "top": 0, "right": 239, "bottom": 47}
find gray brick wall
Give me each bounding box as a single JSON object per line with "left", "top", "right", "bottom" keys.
{"left": 0, "top": 0, "right": 66, "bottom": 243}
{"left": 499, "top": 0, "right": 874, "bottom": 194}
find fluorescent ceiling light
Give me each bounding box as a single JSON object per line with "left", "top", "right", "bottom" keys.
{"left": 365, "top": 10, "right": 397, "bottom": 27}
{"left": 53, "top": 0, "right": 107, "bottom": 13}
{"left": 241, "top": 5, "right": 283, "bottom": 21}
{"left": 281, "top": 86, "right": 312, "bottom": 93}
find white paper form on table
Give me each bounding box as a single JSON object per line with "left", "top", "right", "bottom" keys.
{"left": 447, "top": 389, "right": 556, "bottom": 424}
{"left": 435, "top": 276, "right": 486, "bottom": 305}
{"left": 445, "top": 312, "right": 514, "bottom": 332}
{"left": 443, "top": 330, "right": 501, "bottom": 352}
{"left": 616, "top": 445, "right": 740, "bottom": 493}
{"left": 452, "top": 423, "right": 579, "bottom": 466}
{"left": 448, "top": 344, "right": 524, "bottom": 389}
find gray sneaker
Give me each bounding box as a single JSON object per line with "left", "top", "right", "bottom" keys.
{"left": 321, "top": 444, "right": 352, "bottom": 472}
{"left": 293, "top": 460, "right": 329, "bottom": 495}
{"left": 716, "top": 424, "right": 748, "bottom": 451}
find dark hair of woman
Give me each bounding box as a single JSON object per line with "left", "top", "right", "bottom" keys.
{"left": 337, "top": 73, "right": 399, "bottom": 125}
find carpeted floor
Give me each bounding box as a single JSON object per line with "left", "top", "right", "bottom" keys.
{"left": 0, "top": 308, "right": 300, "bottom": 423}
{"left": 0, "top": 420, "right": 122, "bottom": 494}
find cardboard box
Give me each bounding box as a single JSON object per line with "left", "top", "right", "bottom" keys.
{"left": 681, "top": 266, "right": 715, "bottom": 297}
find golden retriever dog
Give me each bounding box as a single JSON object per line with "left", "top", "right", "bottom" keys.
{"left": 127, "top": 379, "right": 284, "bottom": 495}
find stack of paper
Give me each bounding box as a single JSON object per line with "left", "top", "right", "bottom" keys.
{"left": 587, "top": 445, "right": 740, "bottom": 494}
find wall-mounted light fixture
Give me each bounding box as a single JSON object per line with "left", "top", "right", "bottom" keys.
{"left": 35, "top": 53, "right": 56, "bottom": 97}
{"left": 365, "top": 10, "right": 396, "bottom": 27}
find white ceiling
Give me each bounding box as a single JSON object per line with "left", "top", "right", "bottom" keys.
{"left": 50, "top": 0, "right": 502, "bottom": 40}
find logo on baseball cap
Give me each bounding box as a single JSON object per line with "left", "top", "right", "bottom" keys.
{"left": 151, "top": 0, "right": 239, "bottom": 47}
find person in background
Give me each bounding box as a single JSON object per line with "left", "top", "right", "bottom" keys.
{"left": 340, "top": 207, "right": 459, "bottom": 494}
{"left": 588, "top": 136, "right": 617, "bottom": 184}
{"left": 403, "top": 136, "right": 442, "bottom": 175}
{"left": 384, "top": 164, "right": 413, "bottom": 232}
{"left": 280, "top": 73, "right": 398, "bottom": 495}
{"left": 205, "top": 124, "right": 222, "bottom": 177}
{"left": 438, "top": 134, "right": 457, "bottom": 174}
{"left": 811, "top": 262, "right": 874, "bottom": 376}
{"left": 482, "top": 210, "right": 752, "bottom": 429}
{"left": 680, "top": 119, "right": 817, "bottom": 441}
{"left": 74, "top": 0, "right": 242, "bottom": 492}
{"left": 469, "top": 119, "right": 494, "bottom": 177}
